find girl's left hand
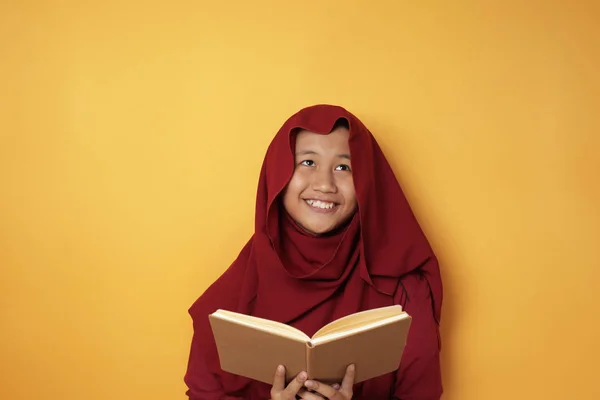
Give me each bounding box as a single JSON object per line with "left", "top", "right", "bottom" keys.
{"left": 298, "top": 364, "right": 355, "bottom": 400}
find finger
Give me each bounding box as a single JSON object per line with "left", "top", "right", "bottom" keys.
{"left": 332, "top": 383, "right": 340, "bottom": 390}
{"left": 303, "top": 380, "right": 339, "bottom": 399}
{"left": 271, "top": 365, "right": 286, "bottom": 394}
{"left": 283, "top": 371, "right": 308, "bottom": 397}
{"left": 297, "top": 388, "right": 326, "bottom": 400}
{"left": 340, "top": 364, "right": 356, "bottom": 393}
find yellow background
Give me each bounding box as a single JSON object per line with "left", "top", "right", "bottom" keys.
{"left": 1, "top": 1, "right": 599, "bottom": 399}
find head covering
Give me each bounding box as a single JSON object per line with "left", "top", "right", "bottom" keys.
{"left": 184, "top": 104, "right": 443, "bottom": 399}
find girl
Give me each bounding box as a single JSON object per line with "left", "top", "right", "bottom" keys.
{"left": 184, "top": 105, "right": 443, "bottom": 400}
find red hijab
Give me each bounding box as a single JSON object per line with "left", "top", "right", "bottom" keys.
{"left": 185, "top": 105, "right": 443, "bottom": 400}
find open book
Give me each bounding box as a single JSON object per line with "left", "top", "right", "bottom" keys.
{"left": 208, "top": 305, "right": 412, "bottom": 385}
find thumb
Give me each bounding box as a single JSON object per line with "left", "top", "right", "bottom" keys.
{"left": 340, "top": 364, "right": 356, "bottom": 394}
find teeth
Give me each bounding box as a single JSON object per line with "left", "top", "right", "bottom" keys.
{"left": 306, "top": 200, "right": 335, "bottom": 209}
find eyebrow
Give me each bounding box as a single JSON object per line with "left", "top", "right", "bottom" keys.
{"left": 295, "top": 150, "right": 351, "bottom": 160}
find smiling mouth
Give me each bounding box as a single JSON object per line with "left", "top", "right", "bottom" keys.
{"left": 305, "top": 199, "right": 338, "bottom": 211}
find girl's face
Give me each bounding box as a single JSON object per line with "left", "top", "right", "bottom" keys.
{"left": 282, "top": 126, "right": 358, "bottom": 235}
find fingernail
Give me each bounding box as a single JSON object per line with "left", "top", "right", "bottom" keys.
{"left": 304, "top": 380, "right": 314, "bottom": 388}
{"left": 333, "top": 384, "right": 340, "bottom": 390}
{"left": 298, "top": 371, "right": 307, "bottom": 381}
{"left": 277, "top": 365, "right": 284, "bottom": 373}
{"left": 349, "top": 364, "right": 355, "bottom": 371}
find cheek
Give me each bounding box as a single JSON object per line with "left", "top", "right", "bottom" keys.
{"left": 286, "top": 172, "right": 308, "bottom": 195}
{"left": 282, "top": 175, "right": 304, "bottom": 206}
{"left": 340, "top": 181, "right": 357, "bottom": 208}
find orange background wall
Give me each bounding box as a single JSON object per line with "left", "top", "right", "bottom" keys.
{"left": 1, "top": 1, "right": 599, "bottom": 399}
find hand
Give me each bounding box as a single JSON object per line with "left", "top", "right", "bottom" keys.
{"left": 299, "top": 364, "right": 355, "bottom": 400}
{"left": 270, "top": 365, "right": 308, "bottom": 400}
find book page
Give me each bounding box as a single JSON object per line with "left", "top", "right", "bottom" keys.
{"left": 311, "top": 305, "right": 405, "bottom": 340}
{"left": 310, "top": 313, "right": 409, "bottom": 346}
{"left": 212, "top": 309, "right": 310, "bottom": 342}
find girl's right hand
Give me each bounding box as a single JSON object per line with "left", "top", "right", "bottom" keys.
{"left": 269, "top": 365, "right": 307, "bottom": 400}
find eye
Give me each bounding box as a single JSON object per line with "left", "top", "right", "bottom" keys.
{"left": 335, "top": 164, "right": 351, "bottom": 172}
{"left": 299, "top": 160, "right": 315, "bottom": 167}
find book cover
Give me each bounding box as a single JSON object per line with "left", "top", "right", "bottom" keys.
{"left": 208, "top": 305, "right": 412, "bottom": 384}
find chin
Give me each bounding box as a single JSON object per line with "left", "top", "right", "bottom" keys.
{"left": 303, "top": 223, "right": 337, "bottom": 236}
{"left": 311, "top": 228, "right": 332, "bottom": 235}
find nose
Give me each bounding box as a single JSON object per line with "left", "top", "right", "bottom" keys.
{"left": 311, "top": 169, "right": 337, "bottom": 193}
